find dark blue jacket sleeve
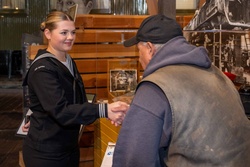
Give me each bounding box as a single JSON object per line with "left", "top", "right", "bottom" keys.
{"left": 113, "top": 81, "right": 172, "bottom": 167}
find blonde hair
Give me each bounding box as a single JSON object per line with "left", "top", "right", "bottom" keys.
{"left": 40, "top": 11, "right": 74, "bottom": 32}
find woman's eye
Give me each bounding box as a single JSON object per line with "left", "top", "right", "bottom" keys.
{"left": 61, "top": 32, "right": 67, "bottom": 35}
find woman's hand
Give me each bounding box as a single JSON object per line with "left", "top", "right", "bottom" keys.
{"left": 107, "top": 101, "right": 130, "bottom": 126}
{"left": 22, "top": 121, "right": 30, "bottom": 132}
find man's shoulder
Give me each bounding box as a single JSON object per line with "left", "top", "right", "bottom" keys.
{"left": 136, "top": 81, "right": 167, "bottom": 102}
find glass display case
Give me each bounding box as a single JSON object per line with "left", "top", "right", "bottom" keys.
{"left": 108, "top": 59, "right": 140, "bottom": 104}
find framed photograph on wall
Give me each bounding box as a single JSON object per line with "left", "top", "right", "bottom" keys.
{"left": 176, "top": 0, "right": 197, "bottom": 15}
{"left": 110, "top": 69, "right": 137, "bottom": 93}
{"left": 90, "top": 0, "right": 111, "bottom": 14}
{"left": 50, "top": 0, "right": 111, "bottom": 14}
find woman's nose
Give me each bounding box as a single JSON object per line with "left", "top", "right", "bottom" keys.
{"left": 68, "top": 33, "right": 75, "bottom": 39}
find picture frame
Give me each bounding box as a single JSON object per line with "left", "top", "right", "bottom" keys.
{"left": 50, "top": 0, "right": 112, "bottom": 14}
{"left": 110, "top": 69, "right": 137, "bottom": 93}
{"left": 176, "top": 0, "right": 197, "bottom": 15}
{"left": 90, "top": 0, "right": 112, "bottom": 14}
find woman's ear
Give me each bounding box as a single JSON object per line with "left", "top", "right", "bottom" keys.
{"left": 44, "top": 29, "right": 51, "bottom": 40}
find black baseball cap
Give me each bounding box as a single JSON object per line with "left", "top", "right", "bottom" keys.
{"left": 124, "top": 14, "right": 183, "bottom": 47}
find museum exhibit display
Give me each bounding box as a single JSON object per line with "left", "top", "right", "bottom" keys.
{"left": 184, "top": 0, "right": 250, "bottom": 121}
{"left": 1, "top": 1, "right": 250, "bottom": 167}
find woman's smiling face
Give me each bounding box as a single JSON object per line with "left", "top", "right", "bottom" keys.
{"left": 45, "top": 20, "right": 76, "bottom": 53}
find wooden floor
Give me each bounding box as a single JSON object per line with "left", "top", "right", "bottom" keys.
{"left": 0, "top": 75, "right": 23, "bottom": 167}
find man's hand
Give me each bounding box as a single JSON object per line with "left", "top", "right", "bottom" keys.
{"left": 107, "top": 101, "right": 129, "bottom": 126}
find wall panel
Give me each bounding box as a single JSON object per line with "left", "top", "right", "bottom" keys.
{"left": 0, "top": 0, "right": 49, "bottom": 50}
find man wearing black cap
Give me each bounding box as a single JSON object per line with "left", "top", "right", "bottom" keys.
{"left": 112, "top": 14, "right": 250, "bottom": 167}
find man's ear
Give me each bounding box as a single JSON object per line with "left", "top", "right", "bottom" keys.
{"left": 146, "top": 42, "right": 156, "bottom": 56}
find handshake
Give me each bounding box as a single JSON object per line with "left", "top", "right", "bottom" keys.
{"left": 107, "top": 101, "right": 130, "bottom": 126}
{"left": 22, "top": 101, "right": 130, "bottom": 132}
